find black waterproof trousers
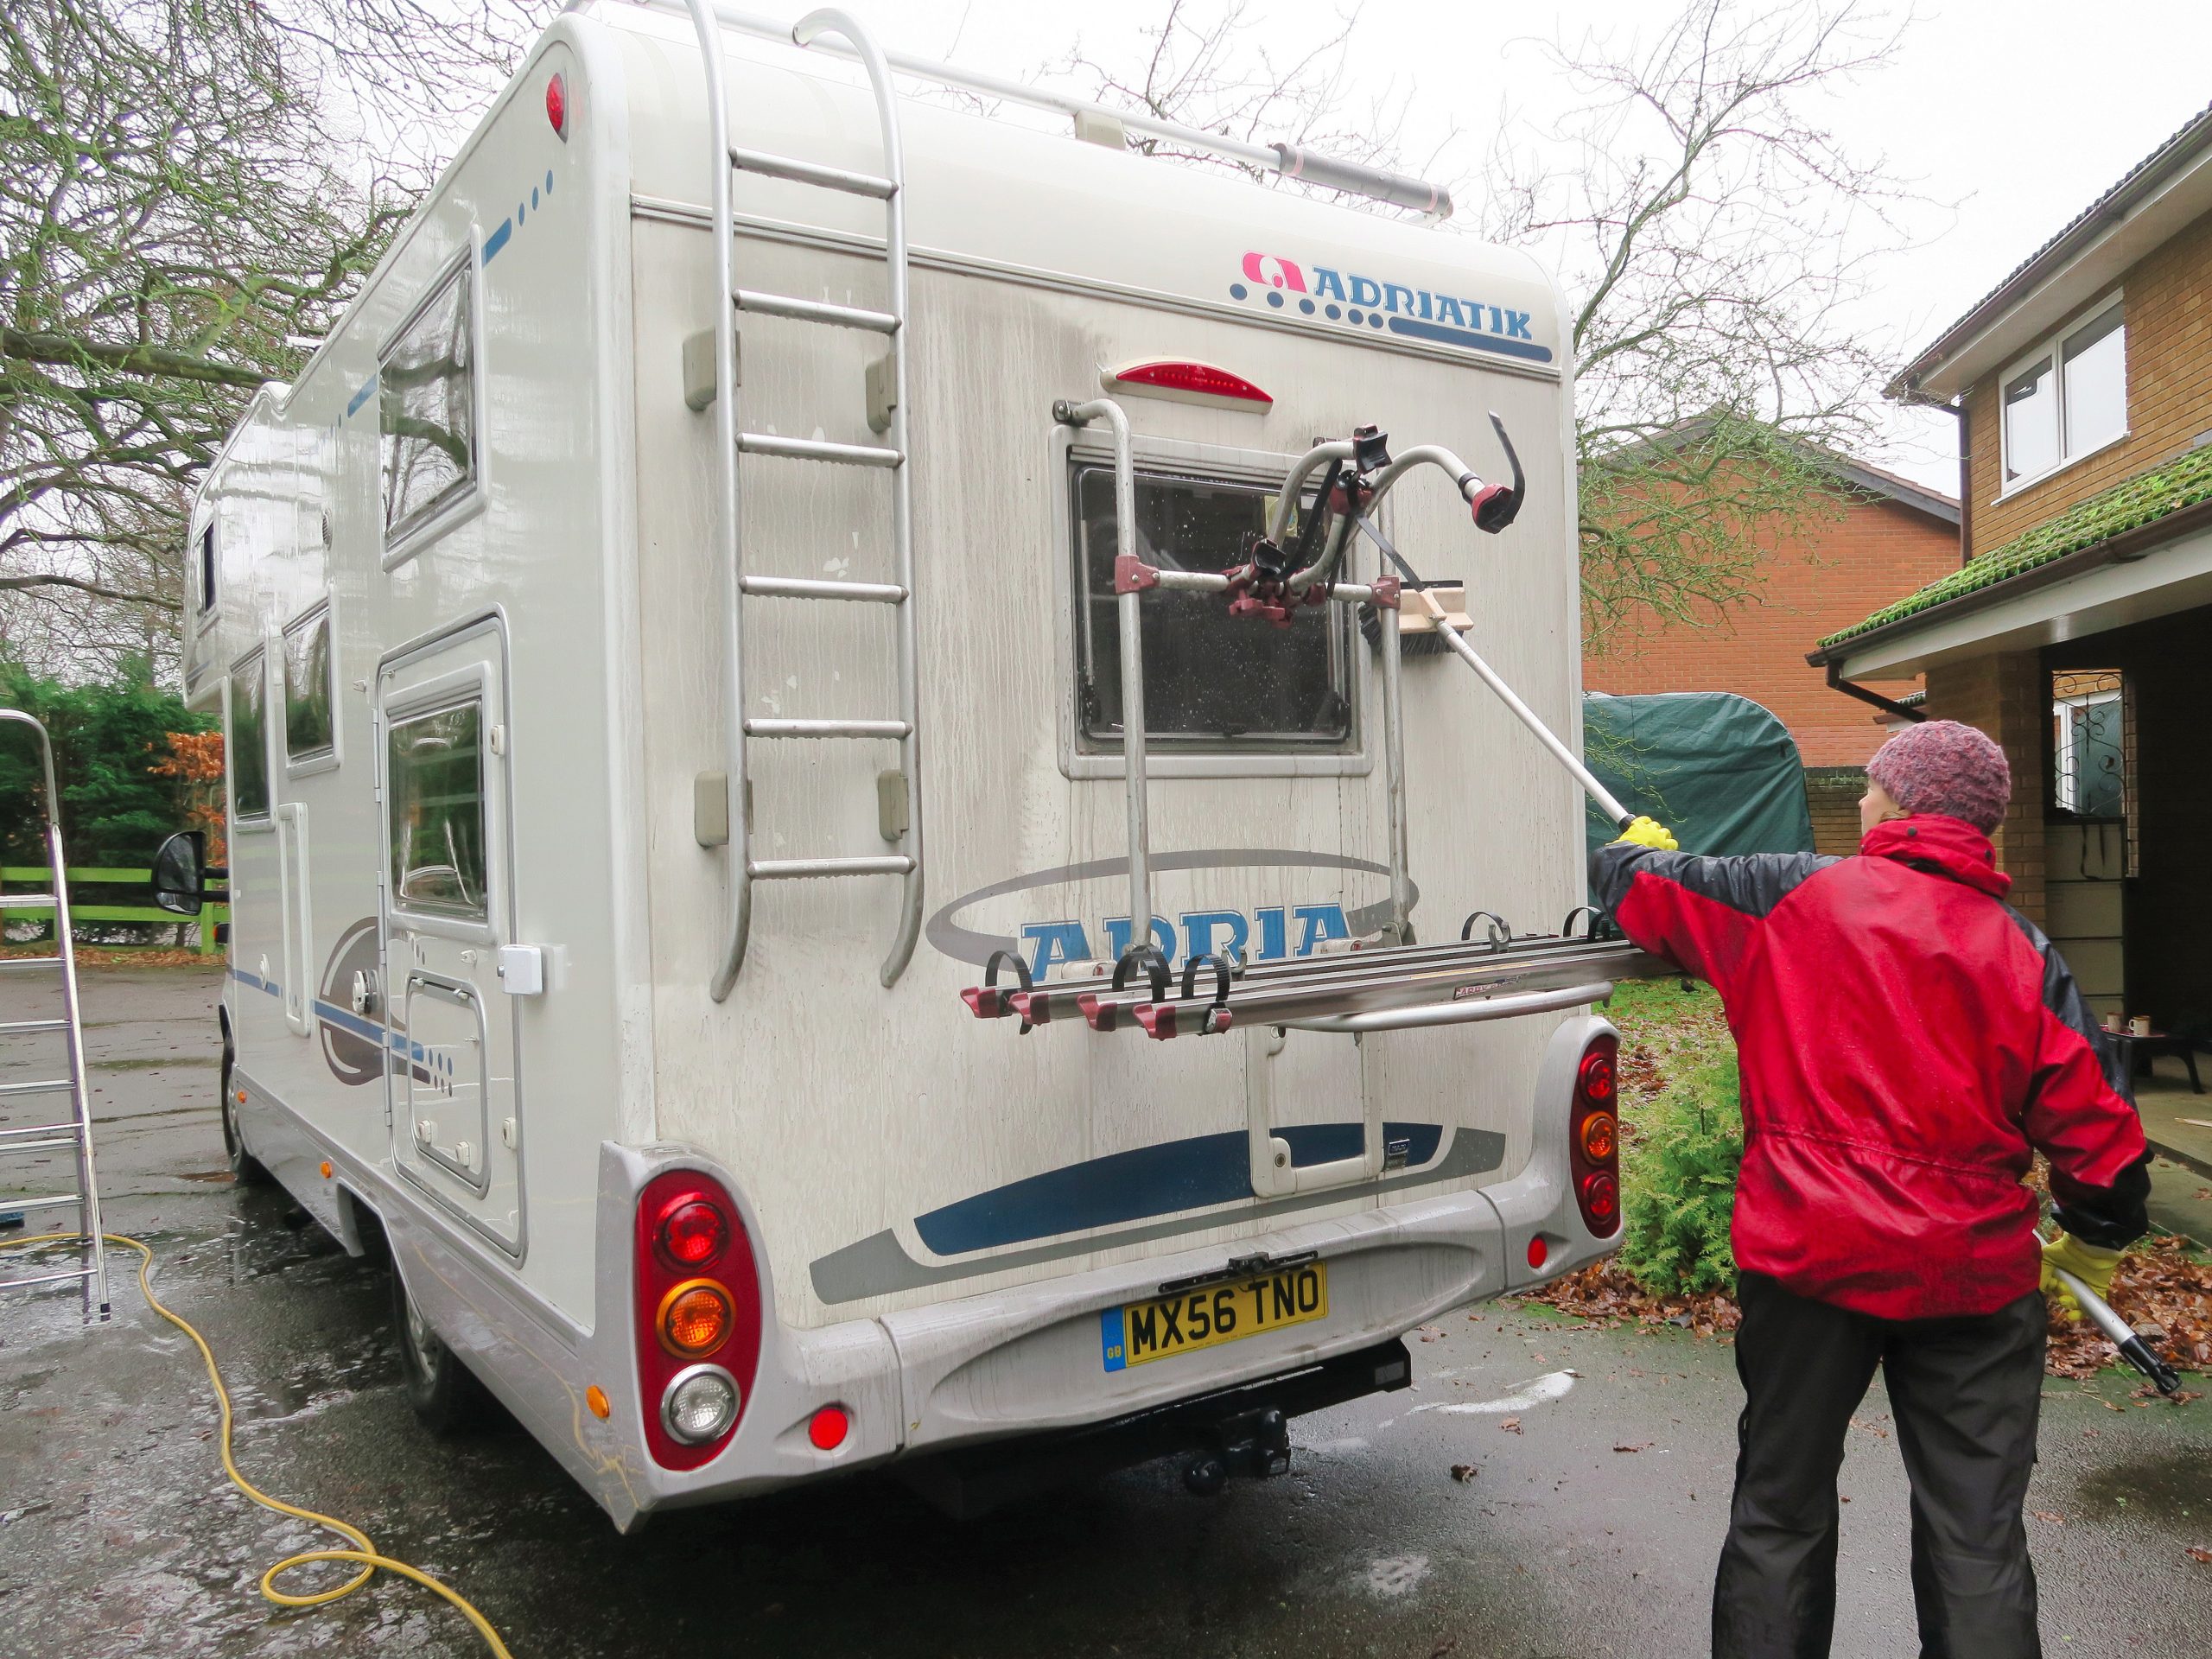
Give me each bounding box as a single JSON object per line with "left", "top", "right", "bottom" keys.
{"left": 1711, "top": 1271, "right": 2047, "bottom": 1659}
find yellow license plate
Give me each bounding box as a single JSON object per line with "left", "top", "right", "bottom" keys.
{"left": 1101, "top": 1262, "right": 1328, "bottom": 1371}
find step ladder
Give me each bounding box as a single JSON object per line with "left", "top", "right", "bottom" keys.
{"left": 683, "top": 3, "right": 923, "bottom": 1001}
{"left": 0, "top": 709, "right": 109, "bottom": 1321}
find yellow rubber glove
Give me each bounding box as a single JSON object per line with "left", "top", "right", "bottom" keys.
{"left": 1614, "top": 816, "right": 1678, "bottom": 851}
{"left": 2039, "top": 1232, "right": 2124, "bottom": 1320}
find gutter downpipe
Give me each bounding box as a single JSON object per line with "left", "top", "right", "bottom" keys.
{"left": 1821, "top": 662, "right": 1927, "bottom": 725}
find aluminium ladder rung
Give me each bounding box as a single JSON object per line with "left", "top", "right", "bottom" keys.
{"left": 0, "top": 1019, "right": 67, "bottom": 1034}
{"left": 0, "top": 893, "right": 57, "bottom": 908}
{"left": 0, "top": 1264, "right": 100, "bottom": 1292}
{"left": 0, "top": 1136, "right": 85, "bottom": 1155}
{"left": 744, "top": 717, "right": 911, "bottom": 740}
{"left": 0, "top": 1120, "right": 80, "bottom": 1140}
{"left": 0, "top": 1077, "right": 74, "bottom": 1097}
{"left": 729, "top": 143, "right": 895, "bottom": 199}
{"left": 738, "top": 432, "right": 902, "bottom": 468}
{"left": 740, "top": 575, "right": 906, "bottom": 603}
{"left": 735, "top": 289, "right": 898, "bottom": 334}
{"left": 0, "top": 1192, "right": 88, "bottom": 1213}
{"left": 749, "top": 855, "right": 916, "bottom": 880}
{"left": 0, "top": 956, "right": 64, "bottom": 972}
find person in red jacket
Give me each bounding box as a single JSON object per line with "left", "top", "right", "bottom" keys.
{"left": 1589, "top": 718, "right": 2148, "bottom": 1659}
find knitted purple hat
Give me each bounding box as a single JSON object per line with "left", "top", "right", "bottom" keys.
{"left": 1866, "top": 720, "right": 2011, "bottom": 834}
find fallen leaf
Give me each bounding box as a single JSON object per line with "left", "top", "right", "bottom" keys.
{"left": 1450, "top": 1465, "right": 1478, "bottom": 1483}
{"left": 2031, "top": 1510, "right": 2065, "bottom": 1525}
{"left": 1499, "top": 1417, "right": 1522, "bottom": 1434}
{"left": 1612, "top": 1442, "right": 1651, "bottom": 1453}
{"left": 1430, "top": 1641, "right": 1459, "bottom": 1658}
{"left": 2188, "top": 1546, "right": 2210, "bottom": 1565}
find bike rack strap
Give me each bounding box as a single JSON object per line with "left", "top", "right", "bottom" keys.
{"left": 961, "top": 948, "right": 1035, "bottom": 1033}
{"left": 1135, "top": 954, "right": 1235, "bottom": 1041}
{"left": 1084, "top": 946, "right": 1172, "bottom": 1031}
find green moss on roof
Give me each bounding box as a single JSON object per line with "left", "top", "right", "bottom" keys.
{"left": 1820, "top": 442, "right": 2212, "bottom": 649}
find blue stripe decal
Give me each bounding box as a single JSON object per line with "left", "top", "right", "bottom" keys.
{"left": 229, "top": 967, "right": 431, "bottom": 1064}
{"left": 481, "top": 218, "right": 512, "bottom": 264}
{"left": 1387, "top": 315, "right": 1554, "bottom": 363}
{"left": 345, "top": 372, "right": 378, "bottom": 418}
{"left": 231, "top": 966, "right": 281, "bottom": 1000}
{"left": 912, "top": 1122, "right": 1445, "bottom": 1256}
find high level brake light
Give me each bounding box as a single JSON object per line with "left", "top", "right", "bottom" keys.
{"left": 634, "top": 1171, "right": 760, "bottom": 1468}
{"left": 546, "top": 73, "right": 568, "bottom": 139}
{"left": 1105, "top": 359, "right": 1273, "bottom": 410}
{"left": 1569, "top": 1034, "right": 1623, "bottom": 1238}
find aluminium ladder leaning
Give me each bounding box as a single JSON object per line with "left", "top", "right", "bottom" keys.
{"left": 683, "top": 3, "right": 924, "bottom": 1000}
{"left": 0, "top": 709, "right": 110, "bottom": 1321}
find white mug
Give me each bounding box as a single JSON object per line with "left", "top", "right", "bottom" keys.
{"left": 2129, "top": 1015, "right": 2152, "bottom": 1037}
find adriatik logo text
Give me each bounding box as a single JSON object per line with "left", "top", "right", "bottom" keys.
{"left": 1021, "top": 903, "right": 1353, "bottom": 976}
{"left": 1228, "top": 251, "right": 1554, "bottom": 365}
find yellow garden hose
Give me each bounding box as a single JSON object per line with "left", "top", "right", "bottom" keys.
{"left": 1, "top": 1231, "right": 512, "bottom": 1658}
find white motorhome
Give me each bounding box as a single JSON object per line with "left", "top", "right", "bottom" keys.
{"left": 170, "top": 2, "right": 1656, "bottom": 1529}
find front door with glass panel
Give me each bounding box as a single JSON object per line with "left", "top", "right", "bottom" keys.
{"left": 377, "top": 619, "right": 524, "bottom": 1253}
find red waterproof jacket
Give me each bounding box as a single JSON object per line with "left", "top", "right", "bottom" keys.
{"left": 1591, "top": 814, "right": 2149, "bottom": 1320}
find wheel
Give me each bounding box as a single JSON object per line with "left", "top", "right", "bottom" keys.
{"left": 391, "top": 1258, "right": 491, "bottom": 1436}
{"left": 219, "top": 1044, "right": 272, "bottom": 1186}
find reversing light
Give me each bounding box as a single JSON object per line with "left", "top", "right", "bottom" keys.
{"left": 547, "top": 73, "right": 567, "bottom": 139}
{"left": 1107, "top": 359, "right": 1273, "bottom": 409}
{"left": 1580, "top": 1112, "right": 1618, "bottom": 1162}
{"left": 663, "top": 1365, "right": 741, "bottom": 1445}
{"left": 658, "top": 1197, "right": 728, "bottom": 1268}
{"left": 658, "top": 1280, "right": 734, "bottom": 1357}
{"left": 808, "top": 1404, "right": 850, "bottom": 1451}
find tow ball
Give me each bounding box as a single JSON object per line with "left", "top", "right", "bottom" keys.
{"left": 1182, "top": 1406, "right": 1293, "bottom": 1496}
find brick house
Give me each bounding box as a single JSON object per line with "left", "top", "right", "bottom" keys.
{"left": 1585, "top": 447, "right": 1958, "bottom": 855}
{"left": 1808, "top": 103, "right": 2212, "bottom": 1034}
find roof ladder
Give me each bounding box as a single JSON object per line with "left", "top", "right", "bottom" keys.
{"left": 683, "top": 3, "right": 922, "bottom": 1001}
{"left": 0, "top": 709, "right": 110, "bottom": 1321}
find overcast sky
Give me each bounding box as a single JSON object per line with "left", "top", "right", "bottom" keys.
{"left": 729, "top": 0, "right": 2212, "bottom": 494}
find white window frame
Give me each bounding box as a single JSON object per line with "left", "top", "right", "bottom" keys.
{"left": 281, "top": 596, "right": 342, "bottom": 777}
{"left": 1049, "top": 424, "right": 1372, "bottom": 782}
{"left": 2052, "top": 684, "right": 2123, "bottom": 817}
{"left": 1996, "top": 290, "right": 2127, "bottom": 499}
{"left": 377, "top": 239, "right": 489, "bottom": 571}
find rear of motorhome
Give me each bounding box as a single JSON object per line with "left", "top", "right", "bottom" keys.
{"left": 173, "top": 1, "right": 1653, "bottom": 1529}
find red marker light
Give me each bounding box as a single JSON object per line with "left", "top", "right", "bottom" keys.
{"left": 658, "top": 1197, "right": 728, "bottom": 1268}
{"left": 1526, "top": 1236, "right": 1548, "bottom": 1270}
{"left": 1109, "top": 359, "right": 1272, "bottom": 408}
{"left": 808, "top": 1404, "right": 849, "bottom": 1451}
{"left": 547, "top": 73, "right": 567, "bottom": 138}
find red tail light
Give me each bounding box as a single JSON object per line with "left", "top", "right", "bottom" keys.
{"left": 635, "top": 1171, "right": 760, "bottom": 1469}
{"left": 1107, "top": 359, "right": 1273, "bottom": 408}
{"left": 1570, "top": 1033, "right": 1623, "bottom": 1237}
{"left": 547, "top": 73, "right": 568, "bottom": 138}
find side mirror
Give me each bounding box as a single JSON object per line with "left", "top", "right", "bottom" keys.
{"left": 151, "top": 830, "right": 206, "bottom": 916}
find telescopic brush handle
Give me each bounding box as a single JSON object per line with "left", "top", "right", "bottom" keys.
{"left": 2052, "top": 1267, "right": 2183, "bottom": 1395}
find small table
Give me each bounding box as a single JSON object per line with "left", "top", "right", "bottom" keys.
{"left": 2107, "top": 1030, "right": 2203, "bottom": 1093}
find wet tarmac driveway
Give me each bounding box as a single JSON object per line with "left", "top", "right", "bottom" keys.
{"left": 3, "top": 970, "right": 2209, "bottom": 1658}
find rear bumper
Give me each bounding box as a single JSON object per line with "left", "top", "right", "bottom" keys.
{"left": 539, "top": 1014, "right": 1621, "bottom": 1528}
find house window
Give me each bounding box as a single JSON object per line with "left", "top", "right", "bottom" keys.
{"left": 387, "top": 701, "right": 487, "bottom": 919}
{"left": 2003, "top": 298, "right": 2126, "bottom": 487}
{"left": 283, "top": 606, "right": 335, "bottom": 763}
{"left": 229, "top": 652, "right": 270, "bottom": 821}
{"left": 1070, "top": 462, "right": 1351, "bottom": 751}
{"left": 379, "top": 260, "right": 477, "bottom": 547}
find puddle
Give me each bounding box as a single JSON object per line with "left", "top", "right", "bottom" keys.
{"left": 2072, "top": 1440, "right": 2211, "bottom": 1523}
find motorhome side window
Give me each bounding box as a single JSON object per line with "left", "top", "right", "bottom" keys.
{"left": 283, "top": 607, "right": 335, "bottom": 761}
{"left": 196, "top": 524, "right": 216, "bottom": 613}
{"left": 378, "top": 263, "right": 477, "bottom": 544}
{"left": 1071, "top": 465, "right": 1351, "bottom": 748}
{"left": 229, "top": 652, "right": 270, "bottom": 820}
{"left": 386, "top": 702, "right": 488, "bottom": 919}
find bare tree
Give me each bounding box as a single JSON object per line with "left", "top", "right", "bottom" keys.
{"left": 1060, "top": 0, "right": 1919, "bottom": 650}
{"left": 1486, "top": 0, "right": 1916, "bottom": 648}
{"left": 1054, "top": 0, "right": 1448, "bottom": 209}
{"left": 0, "top": 1, "right": 409, "bottom": 677}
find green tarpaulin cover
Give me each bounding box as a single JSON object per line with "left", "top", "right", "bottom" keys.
{"left": 1583, "top": 691, "right": 1815, "bottom": 861}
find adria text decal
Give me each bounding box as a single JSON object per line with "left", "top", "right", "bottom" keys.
{"left": 1230, "top": 251, "right": 1553, "bottom": 365}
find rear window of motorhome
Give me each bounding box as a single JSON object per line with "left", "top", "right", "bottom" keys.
{"left": 230, "top": 652, "right": 270, "bottom": 819}
{"left": 1072, "top": 467, "right": 1351, "bottom": 748}
{"left": 378, "top": 264, "right": 477, "bottom": 546}
{"left": 283, "top": 607, "right": 335, "bottom": 761}
{"left": 387, "top": 702, "right": 488, "bottom": 919}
